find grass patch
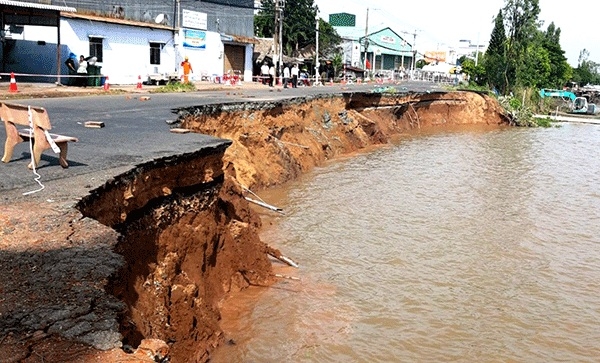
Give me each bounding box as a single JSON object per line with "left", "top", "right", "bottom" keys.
{"left": 534, "top": 117, "right": 554, "bottom": 128}
{"left": 152, "top": 82, "right": 197, "bottom": 93}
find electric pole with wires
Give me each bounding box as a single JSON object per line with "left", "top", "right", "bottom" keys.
{"left": 274, "top": 0, "right": 285, "bottom": 85}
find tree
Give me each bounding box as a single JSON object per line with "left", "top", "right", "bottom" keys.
{"left": 540, "top": 22, "right": 572, "bottom": 88}
{"left": 317, "top": 19, "right": 342, "bottom": 58}
{"left": 573, "top": 49, "right": 600, "bottom": 85}
{"left": 518, "top": 42, "right": 551, "bottom": 88}
{"left": 484, "top": 9, "right": 508, "bottom": 92}
{"left": 254, "top": 0, "right": 275, "bottom": 38}
{"left": 460, "top": 56, "right": 486, "bottom": 86}
{"left": 255, "top": 1, "right": 341, "bottom": 59}
{"left": 502, "top": 0, "right": 541, "bottom": 92}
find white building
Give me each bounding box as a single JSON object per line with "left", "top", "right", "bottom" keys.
{"left": 1, "top": 1, "right": 255, "bottom": 85}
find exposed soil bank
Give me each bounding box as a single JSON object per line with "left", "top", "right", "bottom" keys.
{"left": 0, "top": 90, "right": 509, "bottom": 362}
{"left": 178, "top": 91, "right": 510, "bottom": 190}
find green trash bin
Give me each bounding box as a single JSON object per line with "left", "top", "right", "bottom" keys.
{"left": 96, "top": 66, "right": 102, "bottom": 86}
{"left": 87, "top": 65, "right": 101, "bottom": 86}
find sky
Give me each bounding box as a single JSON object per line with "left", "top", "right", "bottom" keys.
{"left": 313, "top": 0, "right": 595, "bottom": 67}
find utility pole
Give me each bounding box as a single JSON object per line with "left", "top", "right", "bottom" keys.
{"left": 411, "top": 30, "right": 417, "bottom": 74}
{"left": 173, "top": 0, "right": 180, "bottom": 73}
{"left": 474, "top": 33, "right": 480, "bottom": 66}
{"left": 274, "top": 0, "right": 280, "bottom": 79}
{"left": 315, "top": 9, "right": 320, "bottom": 86}
{"left": 363, "top": 8, "right": 369, "bottom": 77}
{"left": 400, "top": 29, "right": 420, "bottom": 78}
{"left": 279, "top": 0, "right": 284, "bottom": 83}
{"left": 273, "top": 0, "right": 285, "bottom": 85}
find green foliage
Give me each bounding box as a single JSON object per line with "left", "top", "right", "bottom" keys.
{"left": 152, "top": 81, "right": 196, "bottom": 93}
{"left": 572, "top": 49, "right": 600, "bottom": 86}
{"left": 283, "top": 0, "right": 318, "bottom": 52}
{"left": 517, "top": 43, "right": 551, "bottom": 88}
{"left": 502, "top": 0, "right": 541, "bottom": 94}
{"left": 416, "top": 59, "right": 427, "bottom": 69}
{"left": 317, "top": 19, "right": 342, "bottom": 58}
{"left": 542, "top": 23, "right": 572, "bottom": 88}
{"left": 255, "top": 0, "right": 275, "bottom": 38}
{"left": 255, "top": 1, "right": 341, "bottom": 59}
{"left": 485, "top": 10, "right": 508, "bottom": 92}
{"left": 483, "top": 0, "right": 577, "bottom": 94}
{"left": 488, "top": 10, "right": 506, "bottom": 56}
{"left": 501, "top": 86, "right": 559, "bottom": 127}
{"left": 498, "top": 87, "right": 539, "bottom": 127}
{"left": 453, "top": 83, "right": 490, "bottom": 93}
{"left": 331, "top": 53, "right": 343, "bottom": 74}
{"left": 534, "top": 117, "right": 553, "bottom": 127}
{"left": 459, "top": 57, "right": 487, "bottom": 86}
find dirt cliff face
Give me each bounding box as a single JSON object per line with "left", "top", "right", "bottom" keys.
{"left": 179, "top": 91, "right": 509, "bottom": 190}
{"left": 0, "top": 90, "right": 509, "bottom": 363}
{"left": 74, "top": 145, "right": 275, "bottom": 362}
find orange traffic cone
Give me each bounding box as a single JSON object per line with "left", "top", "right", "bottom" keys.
{"left": 103, "top": 76, "right": 110, "bottom": 91}
{"left": 136, "top": 75, "right": 142, "bottom": 89}
{"left": 8, "top": 72, "right": 18, "bottom": 93}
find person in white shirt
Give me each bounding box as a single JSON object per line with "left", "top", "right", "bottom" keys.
{"left": 268, "top": 64, "right": 275, "bottom": 87}
{"left": 283, "top": 64, "right": 290, "bottom": 88}
{"left": 76, "top": 55, "right": 88, "bottom": 87}
{"left": 260, "top": 62, "right": 269, "bottom": 85}
{"left": 291, "top": 64, "right": 299, "bottom": 88}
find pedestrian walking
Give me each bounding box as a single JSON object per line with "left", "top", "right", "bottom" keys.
{"left": 181, "top": 56, "right": 193, "bottom": 83}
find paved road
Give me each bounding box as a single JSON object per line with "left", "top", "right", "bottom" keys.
{"left": 0, "top": 81, "right": 443, "bottom": 193}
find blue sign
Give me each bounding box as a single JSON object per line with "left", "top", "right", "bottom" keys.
{"left": 183, "top": 29, "right": 206, "bottom": 49}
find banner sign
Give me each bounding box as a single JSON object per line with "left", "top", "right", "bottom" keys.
{"left": 183, "top": 29, "right": 206, "bottom": 49}
{"left": 182, "top": 9, "right": 207, "bottom": 30}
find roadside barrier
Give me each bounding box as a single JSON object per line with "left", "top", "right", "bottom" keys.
{"left": 9, "top": 72, "right": 18, "bottom": 93}
{"left": 0, "top": 72, "right": 108, "bottom": 86}
{"left": 136, "top": 75, "right": 142, "bottom": 89}
{"left": 103, "top": 76, "right": 110, "bottom": 91}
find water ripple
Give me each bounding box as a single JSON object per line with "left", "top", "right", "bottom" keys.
{"left": 214, "top": 123, "right": 600, "bottom": 362}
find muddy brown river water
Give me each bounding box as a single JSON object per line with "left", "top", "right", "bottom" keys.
{"left": 212, "top": 123, "right": 600, "bottom": 362}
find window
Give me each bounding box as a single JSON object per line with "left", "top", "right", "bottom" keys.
{"left": 89, "top": 37, "right": 103, "bottom": 62}
{"left": 150, "top": 42, "right": 161, "bottom": 65}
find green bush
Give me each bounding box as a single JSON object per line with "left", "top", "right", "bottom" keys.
{"left": 152, "top": 82, "right": 196, "bottom": 93}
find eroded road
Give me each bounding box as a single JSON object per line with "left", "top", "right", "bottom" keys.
{"left": 0, "top": 82, "right": 443, "bottom": 193}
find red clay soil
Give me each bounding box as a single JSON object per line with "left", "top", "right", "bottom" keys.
{"left": 0, "top": 90, "right": 510, "bottom": 362}
{"left": 179, "top": 91, "right": 510, "bottom": 190}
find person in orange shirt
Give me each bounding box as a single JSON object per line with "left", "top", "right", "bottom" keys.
{"left": 181, "top": 56, "right": 193, "bottom": 83}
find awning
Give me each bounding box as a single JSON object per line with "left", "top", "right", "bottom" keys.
{"left": 0, "top": 0, "right": 76, "bottom": 12}
{"left": 221, "top": 33, "right": 259, "bottom": 45}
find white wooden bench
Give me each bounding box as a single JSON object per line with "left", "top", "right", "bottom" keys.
{"left": 1, "top": 102, "right": 78, "bottom": 169}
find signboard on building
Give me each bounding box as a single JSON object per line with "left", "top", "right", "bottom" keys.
{"left": 182, "top": 9, "right": 208, "bottom": 30}
{"left": 424, "top": 51, "right": 446, "bottom": 62}
{"left": 329, "top": 13, "right": 356, "bottom": 27}
{"left": 380, "top": 35, "right": 396, "bottom": 44}
{"left": 183, "top": 29, "right": 206, "bottom": 49}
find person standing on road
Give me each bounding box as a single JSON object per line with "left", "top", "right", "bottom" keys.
{"left": 291, "top": 64, "right": 299, "bottom": 88}
{"left": 76, "top": 55, "right": 88, "bottom": 87}
{"left": 283, "top": 64, "right": 290, "bottom": 88}
{"left": 64, "top": 52, "right": 77, "bottom": 86}
{"left": 181, "top": 56, "right": 193, "bottom": 83}
{"left": 260, "top": 62, "right": 269, "bottom": 85}
{"left": 268, "top": 64, "right": 275, "bottom": 87}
